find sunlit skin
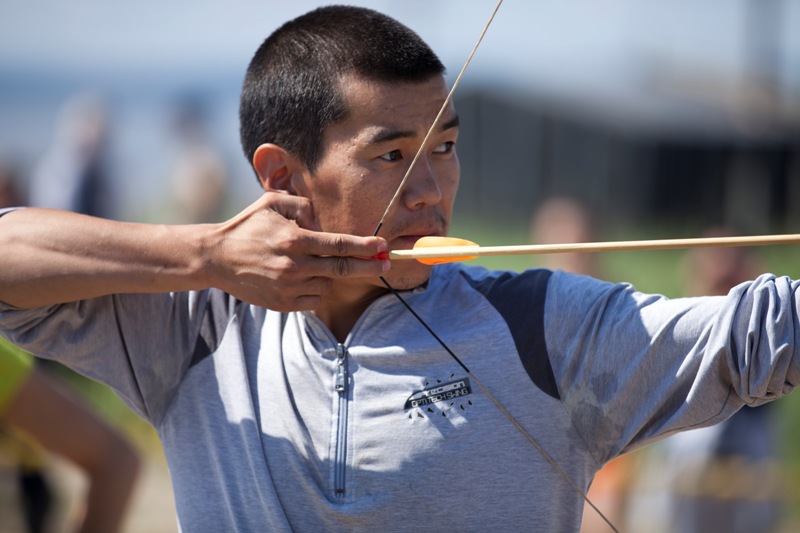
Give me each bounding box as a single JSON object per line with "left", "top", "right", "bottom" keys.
{"left": 254, "top": 74, "right": 460, "bottom": 338}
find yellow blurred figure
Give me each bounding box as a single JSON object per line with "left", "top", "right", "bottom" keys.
{"left": 0, "top": 338, "right": 140, "bottom": 533}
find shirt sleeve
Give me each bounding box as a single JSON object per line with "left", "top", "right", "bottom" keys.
{"left": 0, "top": 290, "right": 220, "bottom": 425}
{"left": 0, "top": 336, "right": 34, "bottom": 413}
{"left": 0, "top": 207, "right": 22, "bottom": 217}
{"left": 544, "top": 271, "right": 800, "bottom": 464}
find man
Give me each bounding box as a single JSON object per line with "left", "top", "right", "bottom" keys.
{"left": 0, "top": 6, "right": 797, "bottom": 532}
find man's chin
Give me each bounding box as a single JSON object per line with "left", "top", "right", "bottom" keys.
{"left": 377, "top": 263, "right": 433, "bottom": 291}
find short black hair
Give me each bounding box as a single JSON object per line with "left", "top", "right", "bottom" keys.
{"left": 239, "top": 5, "right": 445, "bottom": 174}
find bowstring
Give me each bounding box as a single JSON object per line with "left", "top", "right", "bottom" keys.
{"left": 372, "top": 2, "right": 620, "bottom": 531}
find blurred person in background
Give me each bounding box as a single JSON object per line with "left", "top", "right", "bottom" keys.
{"left": 1, "top": 162, "right": 140, "bottom": 533}
{"left": 0, "top": 336, "right": 140, "bottom": 533}
{"left": 0, "top": 164, "right": 25, "bottom": 209}
{"left": 29, "top": 93, "right": 115, "bottom": 218}
{"left": 531, "top": 197, "right": 638, "bottom": 532}
{"left": 625, "top": 227, "right": 784, "bottom": 533}
{"left": 165, "top": 98, "right": 230, "bottom": 224}
{"left": 530, "top": 196, "right": 603, "bottom": 278}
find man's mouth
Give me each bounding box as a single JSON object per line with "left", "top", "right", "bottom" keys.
{"left": 391, "top": 234, "right": 432, "bottom": 250}
{"left": 372, "top": 232, "right": 444, "bottom": 261}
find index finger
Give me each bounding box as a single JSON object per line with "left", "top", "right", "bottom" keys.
{"left": 298, "top": 229, "right": 387, "bottom": 259}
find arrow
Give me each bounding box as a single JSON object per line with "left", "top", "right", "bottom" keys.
{"left": 380, "top": 234, "right": 800, "bottom": 265}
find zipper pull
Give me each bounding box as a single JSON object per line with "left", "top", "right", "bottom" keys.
{"left": 335, "top": 343, "right": 348, "bottom": 393}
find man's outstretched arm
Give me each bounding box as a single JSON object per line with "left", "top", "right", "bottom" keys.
{"left": 0, "top": 192, "right": 388, "bottom": 310}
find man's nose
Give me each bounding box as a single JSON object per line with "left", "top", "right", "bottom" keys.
{"left": 401, "top": 157, "right": 442, "bottom": 210}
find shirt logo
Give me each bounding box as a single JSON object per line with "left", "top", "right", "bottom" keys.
{"left": 405, "top": 377, "right": 473, "bottom": 419}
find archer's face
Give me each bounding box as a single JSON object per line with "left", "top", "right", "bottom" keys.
{"left": 293, "top": 74, "right": 460, "bottom": 289}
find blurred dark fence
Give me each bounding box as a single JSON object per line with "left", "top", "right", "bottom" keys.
{"left": 454, "top": 89, "right": 800, "bottom": 235}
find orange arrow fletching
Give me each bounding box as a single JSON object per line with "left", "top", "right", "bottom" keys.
{"left": 412, "top": 236, "right": 479, "bottom": 265}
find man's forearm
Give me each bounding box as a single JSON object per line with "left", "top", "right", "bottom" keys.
{"left": 0, "top": 193, "right": 390, "bottom": 312}
{"left": 0, "top": 208, "right": 213, "bottom": 308}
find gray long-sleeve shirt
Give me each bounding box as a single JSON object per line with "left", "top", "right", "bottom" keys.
{"left": 1, "top": 264, "right": 798, "bottom": 532}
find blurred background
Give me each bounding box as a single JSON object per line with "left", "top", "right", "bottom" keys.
{"left": 0, "top": 1, "right": 798, "bottom": 531}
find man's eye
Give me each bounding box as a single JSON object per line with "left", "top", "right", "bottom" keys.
{"left": 433, "top": 141, "right": 455, "bottom": 154}
{"left": 379, "top": 150, "right": 402, "bottom": 162}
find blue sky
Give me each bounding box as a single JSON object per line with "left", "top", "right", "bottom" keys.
{"left": 2, "top": 0, "right": 797, "bottom": 94}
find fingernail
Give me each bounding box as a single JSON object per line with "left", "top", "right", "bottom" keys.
{"left": 377, "top": 241, "right": 388, "bottom": 252}
{"left": 382, "top": 260, "right": 391, "bottom": 273}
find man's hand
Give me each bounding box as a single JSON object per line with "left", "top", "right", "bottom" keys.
{"left": 206, "top": 192, "right": 389, "bottom": 311}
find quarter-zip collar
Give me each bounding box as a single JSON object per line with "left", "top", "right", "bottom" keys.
{"left": 300, "top": 281, "right": 430, "bottom": 350}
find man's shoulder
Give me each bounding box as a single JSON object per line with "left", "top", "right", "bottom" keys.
{"left": 432, "top": 263, "right": 553, "bottom": 293}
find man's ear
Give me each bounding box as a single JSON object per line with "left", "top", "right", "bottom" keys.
{"left": 252, "top": 144, "right": 306, "bottom": 194}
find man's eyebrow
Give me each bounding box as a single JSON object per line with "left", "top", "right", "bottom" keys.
{"left": 367, "top": 114, "right": 460, "bottom": 145}
{"left": 440, "top": 115, "right": 460, "bottom": 132}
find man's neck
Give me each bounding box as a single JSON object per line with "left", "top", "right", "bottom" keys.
{"left": 313, "top": 282, "right": 389, "bottom": 343}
